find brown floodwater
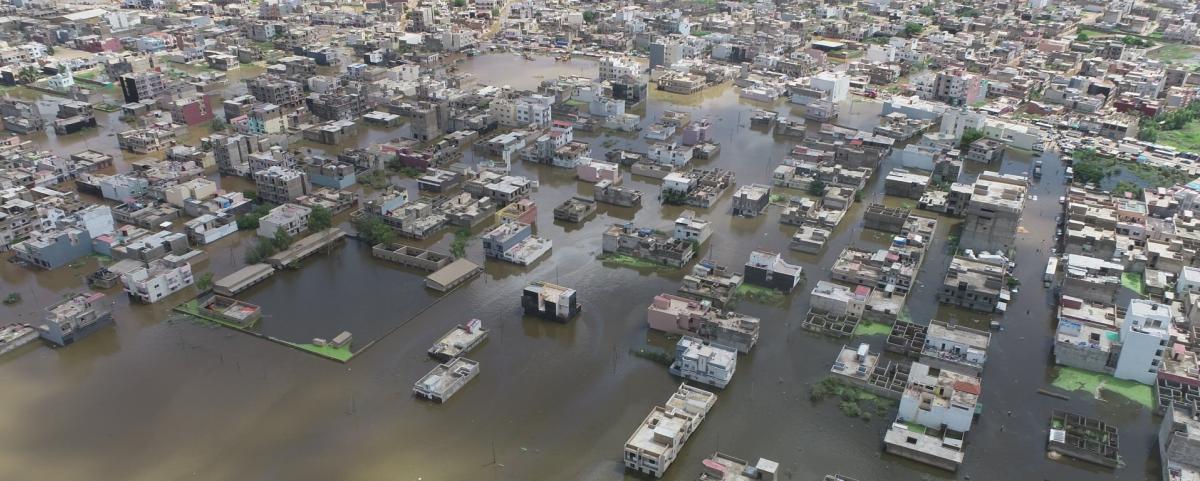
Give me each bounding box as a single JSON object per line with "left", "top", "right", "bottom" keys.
{"left": 0, "top": 54, "right": 1158, "bottom": 481}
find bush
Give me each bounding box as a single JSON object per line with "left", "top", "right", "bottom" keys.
{"left": 959, "top": 127, "right": 985, "bottom": 149}
{"left": 352, "top": 215, "right": 396, "bottom": 246}
{"left": 903, "top": 23, "right": 924, "bottom": 37}
{"left": 309, "top": 205, "right": 332, "bottom": 231}
{"left": 196, "top": 272, "right": 214, "bottom": 291}
{"left": 236, "top": 203, "right": 274, "bottom": 231}
{"left": 450, "top": 227, "right": 471, "bottom": 258}
{"left": 808, "top": 179, "right": 827, "bottom": 196}
{"left": 245, "top": 237, "right": 279, "bottom": 264}
{"left": 271, "top": 228, "right": 295, "bottom": 251}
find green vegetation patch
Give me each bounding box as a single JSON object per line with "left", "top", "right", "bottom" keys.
{"left": 176, "top": 300, "right": 354, "bottom": 362}
{"left": 854, "top": 321, "right": 892, "bottom": 337}
{"left": 1149, "top": 44, "right": 1200, "bottom": 65}
{"left": 735, "top": 283, "right": 786, "bottom": 306}
{"left": 1159, "top": 122, "right": 1200, "bottom": 153}
{"left": 1121, "top": 272, "right": 1145, "bottom": 294}
{"left": 903, "top": 421, "right": 927, "bottom": 434}
{"left": 1051, "top": 367, "right": 1153, "bottom": 408}
{"left": 450, "top": 227, "right": 471, "bottom": 258}
{"left": 810, "top": 377, "right": 897, "bottom": 420}
{"left": 601, "top": 254, "right": 679, "bottom": 270}
{"left": 630, "top": 347, "right": 674, "bottom": 366}
{"left": 285, "top": 341, "right": 354, "bottom": 362}
{"left": 174, "top": 299, "right": 254, "bottom": 331}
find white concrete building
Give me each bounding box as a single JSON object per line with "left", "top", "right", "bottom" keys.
{"left": 599, "top": 56, "right": 640, "bottom": 82}
{"left": 1179, "top": 266, "right": 1200, "bottom": 295}
{"left": 648, "top": 142, "right": 693, "bottom": 167}
{"left": 810, "top": 280, "right": 867, "bottom": 317}
{"left": 516, "top": 95, "right": 554, "bottom": 128}
{"left": 257, "top": 203, "right": 312, "bottom": 238}
{"left": 121, "top": 259, "right": 194, "bottom": 304}
{"left": 669, "top": 336, "right": 737, "bottom": 389}
{"left": 810, "top": 71, "right": 850, "bottom": 104}
{"left": 1114, "top": 299, "right": 1171, "bottom": 384}
{"left": 897, "top": 362, "right": 980, "bottom": 433}
{"left": 673, "top": 211, "right": 712, "bottom": 245}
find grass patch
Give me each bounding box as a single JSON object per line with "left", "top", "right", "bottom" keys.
{"left": 1159, "top": 122, "right": 1200, "bottom": 153}
{"left": 174, "top": 299, "right": 257, "bottom": 330}
{"left": 810, "top": 377, "right": 896, "bottom": 420}
{"left": 903, "top": 421, "right": 927, "bottom": 434}
{"left": 285, "top": 341, "right": 354, "bottom": 362}
{"left": 1051, "top": 367, "right": 1153, "bottom": 408}
{"left": 601, "top": 254, "right": 679, "bottom": 270}
{"left": 854, "top": 320, "right": 892, "bottom": 337}
{"left": 735, "top": 283, "right": 786, "bottom": 306}
{"left": 1121, "top": 272, "right": 1145, "bottom": 294}
{"left": 630, "top": 347, "right": 674, "bottom": 366}
{"left": 1150, "top": 44, "right": 1200, "bottom": 65}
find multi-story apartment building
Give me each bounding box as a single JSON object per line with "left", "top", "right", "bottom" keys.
{"left": 119, "top": 71, "right": 165, "bottom": 103}
{"left": 12, "top": 227, "right": 92, "bottom": 270}
{"left": 623, "top": 383, "right": 716, "bottom": 477}
{"left": 257, "top": 203, "right": 312, "bottom": 238}
{"left": 646, "top": 293, "right": 760, "bottom": 353}
{"left": 246, "top": 76, "right": 305, "bottom": 109}
{"left": 670, "top": 336, "right": 737, "bottom": 389}
{"left": 41, "top": 291, "right": 113, "bottom": 346}
{"left": 121, "top": 259, "right": 194, "bottom": 304}
{"left": 948, "top": 173, "right": 1027, "bottom": 252}
{"left": 937, "top": 256, "right": 1008, "bottom": 313}
{"left": 1114, "top": 299, "right": 1171, "bottom": 385}
{"left": 206, "top": 133, "right": 272, "bottom": 177}
{"left": 897, "top": 362, "right": 981, "bottom": 433}
{"left": 253, "top": 166, "right": 311, "bottom": 204}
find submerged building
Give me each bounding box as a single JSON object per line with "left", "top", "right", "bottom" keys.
{"left": 41, "top": 292, "right": 114, "bottom": 347}
{"left": 669, "top": 336, "right": 737, "bottom": 389}
{"left": 521, "top": 282, "right": 580, "bottom": 322}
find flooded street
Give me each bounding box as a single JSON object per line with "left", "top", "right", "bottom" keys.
{"left": 0, "top": 54, "right": 1158, "bottom": 480}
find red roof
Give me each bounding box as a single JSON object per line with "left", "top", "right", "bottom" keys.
{"left": 953, "top": 381, "right": 981, "bottom": 396}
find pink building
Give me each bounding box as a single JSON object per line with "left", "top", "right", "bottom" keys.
{"left": 647, "top": 293, "right": 759, "bottom": 353}
{"left": 576, "top": 159, "right": 620, "bottom": 183}
{"left": 170, "top": 95, "right": 214, "bottom": 126}
{"left": 497, "top": 198, "right": 538, "bottom": 225}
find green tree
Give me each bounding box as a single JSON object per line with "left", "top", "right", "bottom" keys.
{"left": 352, "top": 215, "right": 397, "bottom": 246}
{"left": 1076, "top": 32, "right": 1089, "bottom": 41}
{"left": 245, "top": 237, "right": 278, "bottom": 264}
{"left": 1071, "top": 148, "right": 1112, "bottom": 185}
{"left": 1138, "top": 120, "right": 1159, "bottom": 142}
{"left": 210, "top": 117, "right": 227, "bottom": 132}
{"left": 583, "top": 10, "right": 598, "bottom": 23}
{"left": 808, "top": 179, "right": 827, "bottom": 196}
{"left": 196, "top": 272, "right": 214, "bottom": 291}
{"left": 450, "top": 227, "right": 471, "bottom": 258}
{"left": 309, "top": 205, "right": 332, "bottom": 231}
{"left": 903, "top": 23, "right": 924, "bottom": 38}
{"left": 236, "top": 214, "right": 260, "bottom": 230}
{"left": 959, "top": 127, "right": 985, "bottom": 149}
{"left": 236, "top": 203, "right": 273, "bottom": 230}
{"left": 452, "top": 0, "right": 465, "bottom": 7}
{"left": 17, "top": 66, "right": 40, "bottom": 84}
{"left": 272, "top": 227, "right": 295, "bottom": 251}
{"left": 919, "top": 5, "right": 935, "bottom": 16}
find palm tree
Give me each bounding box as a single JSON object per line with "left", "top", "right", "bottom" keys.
{"left": 17, "top": 66, "right": 39, "bottom": 84}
